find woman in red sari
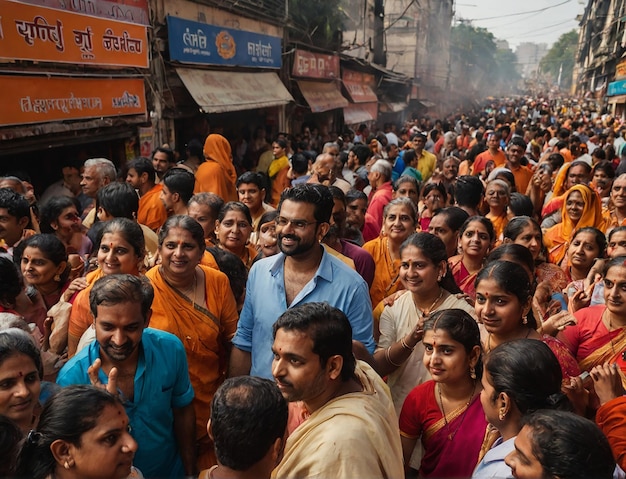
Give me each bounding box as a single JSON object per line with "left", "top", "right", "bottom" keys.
{"left": 561, "top": 256, "right": 626, "bottom": 384}
{"left": 448, "top": 216, "right": 494, "bottom": 299}
{"left": 400, "top": 309, "right": 489, "bottom": 478}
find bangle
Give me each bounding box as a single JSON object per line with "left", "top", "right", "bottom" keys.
{"left": 385, "top": 346, "right": 403, "bottom": 367}
{"left": 401, "top": 337, "right": 415, "bottom": 351}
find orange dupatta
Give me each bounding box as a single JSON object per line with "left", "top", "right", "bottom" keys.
{"left": 543, "top": 184, "right": 606, "bottom": 265}
{"left": 579, "top": 328, "right": 626, "bottom": 388}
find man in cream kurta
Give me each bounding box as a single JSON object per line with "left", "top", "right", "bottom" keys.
{"left": 270, "top": 302, "right": 403, "bottom": 479}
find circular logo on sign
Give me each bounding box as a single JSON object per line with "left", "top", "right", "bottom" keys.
{"left": 215, "top": 31, "right": 236, "bottom": 59}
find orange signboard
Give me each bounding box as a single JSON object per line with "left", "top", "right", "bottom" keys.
{"left": 0, "top": 0, "right": 148, "bottom": 67}
{"left": 617, "top": 60, "right": 626, "bottom": 80}
{"left": 0, "top": 76, "right": 146, "bottom": 127}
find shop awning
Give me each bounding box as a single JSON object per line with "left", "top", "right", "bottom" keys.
{"left": 380, "top": 102, "right": 408, "bottom": 113}
{"left": 343, "top": 81, "right": 378, "bottom": 103}
{"left": 175, "top": 68, "right": 293, "bottom": 113}
{"left": 297, "top": 80, "right": 349, "bottom": 113}
{"left": 608, "top": 95, "right": 626, "bottom": 104}
{"left": 343, "top": 102, "right": 378, "bottom": 125}
{"left": 417, "top": 99, "right": 436, "bottom": 108}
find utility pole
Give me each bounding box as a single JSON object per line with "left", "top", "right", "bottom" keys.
{"left": 373, "top": 0, "right": 385, "bottom": 65}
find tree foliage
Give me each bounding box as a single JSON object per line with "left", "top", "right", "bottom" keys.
{"left": 287, "top": 0, "right": 343, "bottom": 49}
{"left": 539, "top": 30, "right": 577, "bottom": 90}
{"left": 450, "top": 22, "right": 520, "bottom": 96}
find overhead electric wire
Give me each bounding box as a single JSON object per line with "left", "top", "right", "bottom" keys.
{"left": 460, "top": 0, "right": 572, "bottom": 22}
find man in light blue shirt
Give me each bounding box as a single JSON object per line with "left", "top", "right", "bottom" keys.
{"left": 57, "top": 274, "right": 196, "bottom": 478}
{"left": 229, "top": 184, "right": 375, "bottom": 379}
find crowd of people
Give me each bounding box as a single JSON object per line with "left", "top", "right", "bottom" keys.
{"left": 1, "top": 96, "right": 626, "bottom": 478}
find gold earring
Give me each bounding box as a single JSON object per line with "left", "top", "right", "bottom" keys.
{"left": 64, "top": 461, "right": 71, "bottom": 470}
{"left": 470, "top": 366, "right": 476, "bottom": 380}
{"left": 54, "top": 274, "right": 61, "bottom": 282}
{"left": 522, "top": 315, "right": 528, "bottom": 325}
{"left": 498, "top": 409, "right": 506, "bottom": 421}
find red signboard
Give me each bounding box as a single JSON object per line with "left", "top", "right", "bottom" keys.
{"left": 292, "top": 49, "right": 340, "bottom": 80}
{"left": 342, "top": 69, "right": 378, "bottom": 103}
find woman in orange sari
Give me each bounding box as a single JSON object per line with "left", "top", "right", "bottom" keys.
{"left": 561, "top": 256, "right": 626, "bottom": 388}
{"left": 484, "top": 179, "right": 513, "bottom": 245}
{"left": 541, "top": 160, "right": 592, "bottom": 221}
{"left": 363, "top": 197, "right": 418, "bottom": 308}
{"left": 543, "top": 184, "right": 606, "bottom": 266}
{"left": 146, "top": 215, "right": 239, "bottom": 471}
{"left": 66, "top": 218, "right": 145, "bottom": 357}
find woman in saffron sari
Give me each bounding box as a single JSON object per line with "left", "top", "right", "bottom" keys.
{"left": 66, "top": 218, "right": 145, "bottom": 357}
{"left": 543, "top": 184, "right": 606, "bottom": 266}
{"left": 146, "top": 215, "right": 239, "bottom": 471}
{"left": 363, "top": 197, "right": 418, "bottom": 308}
{"left": 561, "top": 256, "right": 626, "bottom": 385}
{"left": 194, "top": 134, "right": 238, "bottom": 202}
{"left": 448, "top": 216, "right": 494, "bottom": 300}
{"left": 399, "top": 309, "right": 488, "bottom": 478}
{"left": 484, "top": 179, "right": 513, "bottom": 245}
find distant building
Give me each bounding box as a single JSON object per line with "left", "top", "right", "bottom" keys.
{"left": 515, "top": 43, "right": 548, "bottom": 79}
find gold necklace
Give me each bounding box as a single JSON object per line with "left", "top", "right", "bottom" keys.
{"left": 437, "top": 381, "right": 476, "bottom": 441}
{"left": 486, "top": 328, "right": 532, "bottom": 353}
{"left": 415, "top": 288, "right": 444, "bottom": 318}
{"left": 605, "top": 309, "right": 623, "bottom": 357}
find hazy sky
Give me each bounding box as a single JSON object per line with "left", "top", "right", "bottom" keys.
{"left": 454, "top": 0, "right": 583, "bottom": 50}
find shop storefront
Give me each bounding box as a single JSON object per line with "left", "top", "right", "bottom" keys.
{"left": 608, "top": 60, "right": 626, "bottom": 120}
{"left": 288, "top": 49, "right": 349, "bottom": 136}
{"left": 341, "top": 69, "right": 379, "bottom": 128}
{"left": 162, "top": 11, "right": 292, "bottom": 153}
{"left": 0, "top": 0, "right": 149, "bottom": 192}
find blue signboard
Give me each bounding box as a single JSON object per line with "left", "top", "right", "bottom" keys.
{"left": 608, "top": 80, "right": 626, "bottom": 96}
{"left": 167, "top": 15, "right": 281, "bottom": 69}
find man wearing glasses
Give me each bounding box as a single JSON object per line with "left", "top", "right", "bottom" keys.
{"left": 229, "top": 184, "right": 376, "bottom": 379}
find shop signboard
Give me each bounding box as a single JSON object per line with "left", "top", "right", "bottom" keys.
{"left": 292, "top": 49, "right": 339, "bottom": 79}
{"left": 167, "top": 15, "right": 281, "bottom": 68}
{"left": 342, "top": 69, "right": 378, "bottom": 103}
{"left": 0, "top": 0, "right": 149, "bottom": 67}
{"left": 617, "top": 60, "right": 626, "bottom": 80}
{"left": 608, "top": 80, "right": 626, "bottom": 97}
{"left": 0, "top": 76, "right": 146, "bottom": 127}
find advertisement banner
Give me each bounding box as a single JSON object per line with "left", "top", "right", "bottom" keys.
{"left": 138, "top": 126, "right": 154, "bottom": 157}
{"left": 0, "top": 0, "right": 149, "bottom": 67}
{"left": 0, "top": 76, "right": 146, "bottom": 127}
{"left": 292, "top": 49, "right": 340, "bottom": 79}
{"left": 167, "top": 15, "right": 281, "bottom": 68}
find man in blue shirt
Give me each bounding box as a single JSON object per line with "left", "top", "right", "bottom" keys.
{"left": 229, "top": 184, "right": 375, "bottom": 379}
{"left": 57, "top": 274, "right": 197, "bottom": 478}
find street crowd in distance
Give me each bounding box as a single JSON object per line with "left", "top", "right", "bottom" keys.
{"left": 2, "top": 96, "right": 626, "bottom": 479}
